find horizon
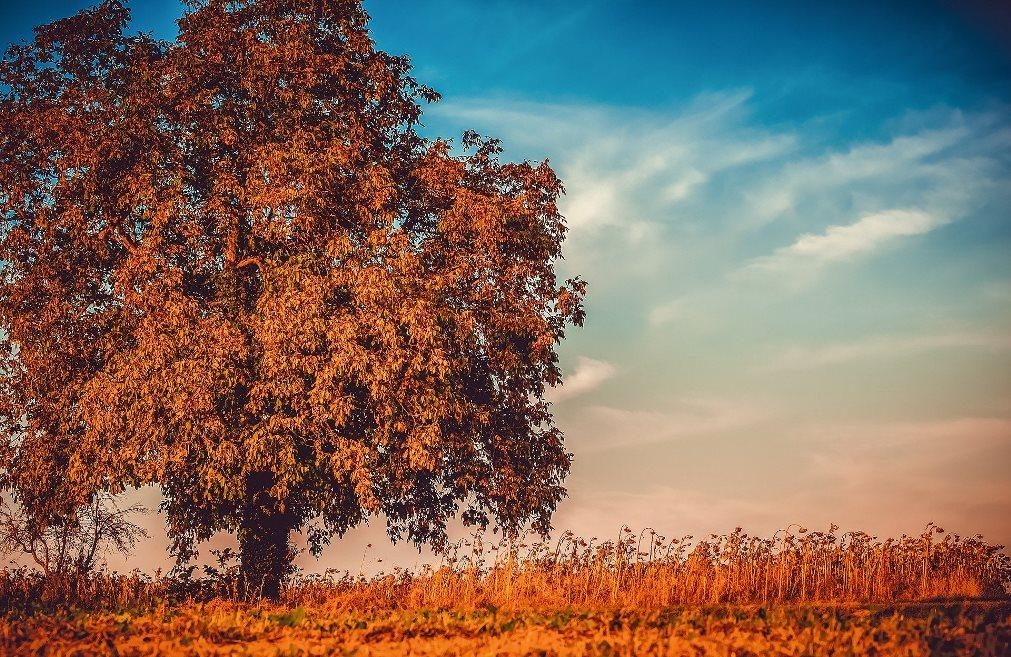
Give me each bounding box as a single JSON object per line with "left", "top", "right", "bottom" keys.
{"left": 1, "top": 0, "right": 1009, "bottom": 576}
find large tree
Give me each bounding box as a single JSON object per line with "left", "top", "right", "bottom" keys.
{"left": 0, "top": 0, "right": 584, "bottom": 597}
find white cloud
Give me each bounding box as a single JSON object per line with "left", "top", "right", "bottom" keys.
{"left": 445, "top": 97, "right": 1011, "bottom": 326}
{"left": 433, "top": 92, "right": 795, "bottom": 274}
{"left": 749, "top": 209, "right": 945, "bottom": 274}
{"left": 741, "top": 123, "right": 976, "bottom": 226}
{"left": 788, "top": 209, "right": 940, "bottom": 259}
{"left": 547, "top": 356, "right": 616, "bottom": 402}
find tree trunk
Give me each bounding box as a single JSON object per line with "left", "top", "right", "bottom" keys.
{"left": 238, "top": 472, "right": 293, "bottom": 600}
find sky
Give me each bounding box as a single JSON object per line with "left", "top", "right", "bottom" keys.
{"left": 2, "top": 0, "right": 1010, "bottom": 574}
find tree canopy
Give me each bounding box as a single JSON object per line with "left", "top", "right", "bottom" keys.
{"left": 0, "top": 0, "right": 584, "bottom": 596}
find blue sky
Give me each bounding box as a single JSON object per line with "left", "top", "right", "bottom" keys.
{"left": 3, "top": 1, "right": 1010, "bottom": 571}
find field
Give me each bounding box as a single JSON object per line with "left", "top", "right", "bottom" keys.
{"left": 2, "top": 526, "right": 1009, "bottom": 656}
{"left": 5, "top": 602, "right": 1010, "bottom": 656}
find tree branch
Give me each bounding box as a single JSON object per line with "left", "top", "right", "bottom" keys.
{"left": 99, "top": 223, "right": 140, "bottom": 254}
{"left": 237, "top": 256, "right": 264, "bottom": 271}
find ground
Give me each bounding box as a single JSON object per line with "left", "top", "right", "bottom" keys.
{"left": 3, "top": 602, "right": 1009, "bottom": 656}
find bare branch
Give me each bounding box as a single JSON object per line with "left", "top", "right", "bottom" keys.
{"left": 0, "top": 495, "right": 148, "bottom": 576}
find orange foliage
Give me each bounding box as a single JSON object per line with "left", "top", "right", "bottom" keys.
{"left": 0, "top": 0, "right": 584, "bottom": 597}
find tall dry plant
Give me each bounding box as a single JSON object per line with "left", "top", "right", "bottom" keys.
{"left": 291, "top": 525, "right": 1011, "bottom": 611}
{"left": 0, "top": 0, "right": 585, "bottom": 600}
{"left": 2, "top": 524, "right": 1006, "bottom": 613}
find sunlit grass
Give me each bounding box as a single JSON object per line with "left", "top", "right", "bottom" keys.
{"left": 3, "top": 524, "right": 1008, "bottom": 655}
{"left": 293, "top": 523, "right": 1010, "bottom": 611}
{"left": 3, "top": 524, "right": 1009, "bottom": 613}
{"left": 4, "top": 603, "right": 1009, "bottom": 656}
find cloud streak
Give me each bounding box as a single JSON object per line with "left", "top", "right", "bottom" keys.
{"left": 566, "top": 398, "right": 772, "bottom": 452}
{"left": 434, "top": 92, "right": 796, "bottom": 250}
{"left": 748, "top": 209, "right": 946, "bottom": 274}
{"left": 548, "top": 356, "right": 616, "bottom": 402}
{"left": 766, "top": 332, "right": 1011, "bottom": 371}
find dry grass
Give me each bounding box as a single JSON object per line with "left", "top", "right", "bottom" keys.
{"left": 2, "top": 525, "right": 1008, "bottom": 655}
{"left": 290, "top": 524, "right": 1010, "bottom": 611}
{"left": 3, "top": 524, "right": 1008, "bottom": 614}
{"left": 3, "top": 602, "right": 1009, "bottom": 656}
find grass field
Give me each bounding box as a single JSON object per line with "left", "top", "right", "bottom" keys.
{"left": 4, "top": 602, "right": 1010, "bottom": 656}
{"left": 3, "top": 526, "right": 1008, "bottom": 655}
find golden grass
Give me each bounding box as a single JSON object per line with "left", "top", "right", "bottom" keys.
{"left": 3, "top": 524, "right": 1008, "bottom": 614}
{"left": 290, "top": 525, "right": 1010, "bottom": 611}
{"left": 2, "top": 525, "right": 1008, "bottom": 655}
{"left": 3, "top": 602, "right": 1009, "bottom": 656}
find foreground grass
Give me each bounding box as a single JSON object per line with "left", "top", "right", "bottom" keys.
{"left": 3, "top": 602, "right": 1009, "bottom": 656}
{"left": 3, "top": 526, "right": 1008, "bottom": 655}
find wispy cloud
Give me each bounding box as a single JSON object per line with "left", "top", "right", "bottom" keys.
{"left": 443, "top": 96, "right": 1010, "bottom": 328}
{"left": 558, "top": 485, "right": 781, "bottom": 541}
{"left": 747, "top": 209, "right": 945, "bottom": 274}
{"left": 630, "top": 105, "right": 1011, "bottom": 318}
{"left": 432, "top": 92, "right": 1011, "bottom": 548}
{"left": 566, "top": 398, "right": 771, "bottom": 452}
{"left": 797, "top": 416, "right": 1011, "bottom": 537}
{"left": 766, "top": 332, "right": 1011, "bottom": 371}
{"left": 804, "top": 416, "right": 1011, "bottom": 451}
{"left": 555, "top": 415, "right": 1011, "bottom": 544}
{"left": 647, "top": 298, "right": 685, "bottom": 327}
{"left": 548, "top": 356, "right": 616, "bottom": 402}
{"left": 741, "top": 124, "right": 976, "bottom": 225}
{"left": 434, "top": 92, "right": 795, "bottom": 260}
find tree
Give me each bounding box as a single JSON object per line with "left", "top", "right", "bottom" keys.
{"left": 0, "top": 493, "right": 148, "bottom": 577}
{"left": 0, "top": 0, "right": 585, "bottom": 598}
